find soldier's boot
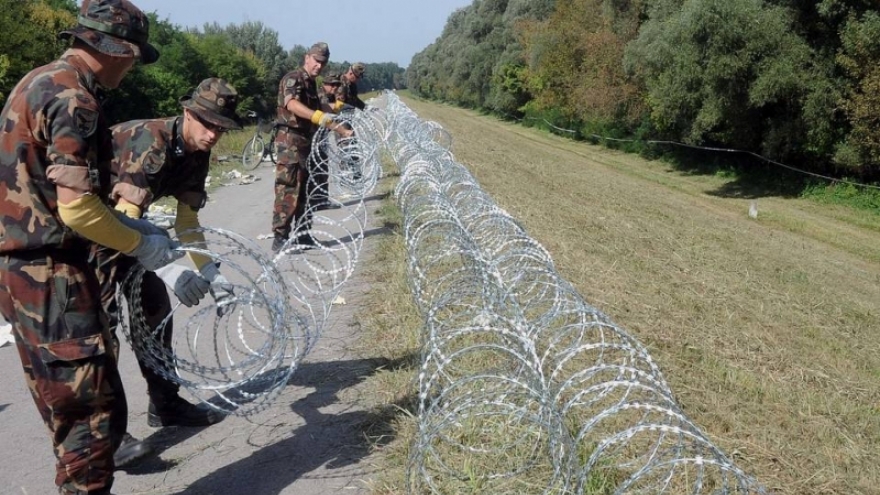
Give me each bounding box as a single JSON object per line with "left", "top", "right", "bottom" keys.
{"left": 295, "top": 232, "right": 324, "bottom": 250}
{"left": 148, "top": 395, "right": 224, "bottom": 427}
{"left": 271, "top": 235, "right": 287, "bottom": 253}
{"left": 114, "top": 433, "right": 153, "bottom": 469}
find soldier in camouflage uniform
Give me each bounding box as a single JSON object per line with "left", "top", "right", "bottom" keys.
{"left": 312, "top": 73, "right": 343, "bottom": 209}
{"left": 91, "top": 78, "right": 242, "bottom": 433}
{"left": 335, "top": 62, "right": 367, "bottom": 111}
{"left": 333, "top": 63, "right": 367, "bottom": 184}
{"left": 0, "top": 1, "right": 182, "bottom": 494}
{"left": 272, "top": 42, "right": 352, "bottom": 252}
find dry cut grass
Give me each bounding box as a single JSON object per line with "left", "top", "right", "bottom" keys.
{"left": 356, "top": 96, "right": 880, "bottom": 495}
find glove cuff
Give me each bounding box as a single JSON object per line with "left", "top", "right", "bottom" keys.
{"left": 199, "top": 261, "right": 221, "bottom": 282}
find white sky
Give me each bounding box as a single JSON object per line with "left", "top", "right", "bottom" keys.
{"left": 130, "top": 0, "right": 474, "bottom": 67}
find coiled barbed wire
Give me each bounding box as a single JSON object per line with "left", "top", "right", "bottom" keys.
{"left": 118, "top": 105, "right": 385, "bottom": 416}
{"left": 373, "top": 92, "right": 766, "bottom": 494}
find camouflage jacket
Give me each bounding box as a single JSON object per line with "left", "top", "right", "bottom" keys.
{"left": 276, "top": 68, "right": 320, "bottom": 135}
{"left": 0, "top": 51, "right": 113, "bottom": 253}
{"left": 110, "top": 117, "right": 210, "bottom": 211}
{"left": 335, "top": 79, "right": 366, "bottom": 110}
{"left": 318, "top": 85, "right": 336, "bottom": 108}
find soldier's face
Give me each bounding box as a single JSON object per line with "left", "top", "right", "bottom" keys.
{"left": 304, "top": 55, "right": 327, "bottom": 78}
{"left": 184, "top": 110, "right": 225, "bottom": 152}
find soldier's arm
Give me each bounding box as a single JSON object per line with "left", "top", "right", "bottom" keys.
{"left": 174, "top": 199, "right": 212, "bottom": 270}
{"left": 286, "top": 98, "right": 350, "bottom": 135}
{"left": 109, "top": 124, "right": 156, "bottom": 215}
{"left": 47, "top": 96, "right": 143, "bottom": 253}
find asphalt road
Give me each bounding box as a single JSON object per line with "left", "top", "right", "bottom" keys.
{"left": 0, "top": 162, "right": 388, "bottom": 495}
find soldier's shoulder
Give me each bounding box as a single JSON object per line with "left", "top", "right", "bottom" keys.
{"left": 13, "top": 60, "right": 97, "bottom": 111}
{"left": 112, "top": 117, "right": 173, "bottom": 142}
{"left": 111, "top": 118, "right": 173, "bottom": 161}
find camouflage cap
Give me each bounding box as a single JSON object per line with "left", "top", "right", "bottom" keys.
{"left": 349, "top": 62, "right": 366, "bottom": 78}
{"left": 59, "top": 0, "right": 159, "bottom": 64}
{"left": 322, "top": 73, "right": 341, "bottom": 86}
{"left": 306, "top": 42, "right": 330, "bottom": 63}
{"left": 180, "top": 78, "right": 242, "bottom": 131}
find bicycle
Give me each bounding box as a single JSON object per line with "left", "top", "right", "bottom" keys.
{"left": 241, "top": 111, "right": 279, "bottom": 170}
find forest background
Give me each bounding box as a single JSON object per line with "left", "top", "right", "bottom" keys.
{"left": 4, "top": 0, "right": 880, "bottom": 202}
{"left": 406, "top": 0, "right": 880, "bottom": 202}
{"left": 0, "top": 0, "right": 406, "bottom": 123}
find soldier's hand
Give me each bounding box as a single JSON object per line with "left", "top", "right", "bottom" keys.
{"left": 129, "top": 235, "right": 183, "bottom": 271}
{"left": 200, "top": 263, "right": 236, "bottom": 316}
{"left": 155, "top": 264, "right": 210, "bottom": 307}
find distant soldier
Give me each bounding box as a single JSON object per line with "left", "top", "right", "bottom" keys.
{"left": 319, "top": 72, "right": 342, "bottom": 107}
{"left": 92, "top": 78, "right": 242, "bottom": 438}
{"left": 312, "top": 72, "right": 344, "bottom": 208}
{"left": 335, "top": 62, "right": 367, "bottom": 111}
{"left": 0, "top": 1, "right": 181, "bottom": 494}
{"left": 272, "top": 42, "right": 351, "bottom": 252}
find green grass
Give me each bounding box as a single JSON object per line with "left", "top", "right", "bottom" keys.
{"left": 355, "top": 96, "right": 880, "bottom": 495}
{"left": 801, "top": 180, "right": 880, "bottom": 215}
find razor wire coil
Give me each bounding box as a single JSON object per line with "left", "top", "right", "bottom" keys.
{"left": 118, "top": 105, "right": 386, "bottom": 416}
{"left": 373, "top": 91, "right": 767, "bottom": 494}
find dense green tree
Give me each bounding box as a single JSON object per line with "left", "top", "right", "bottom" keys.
{"left": 201, "top": 21, "right": 287, "bottom": 114}
{"left": 407, "top": 0, "right": 556, "bottom": 113}
{"left": 625, "top": 0, "right": 818, "bottom": 159}
{"left": 0, "top": 0, "right": 76, "bottom": 106}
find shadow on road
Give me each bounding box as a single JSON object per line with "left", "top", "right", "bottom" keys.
{"left": 170, "top": 355, "right": 416, "bottom": 494}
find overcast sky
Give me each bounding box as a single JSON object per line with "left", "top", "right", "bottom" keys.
{"left": 131, "top": 0, "right": 473, "bottom": 67}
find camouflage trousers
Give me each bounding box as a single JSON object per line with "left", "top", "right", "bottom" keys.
{"left": 273, "top": 130, "right": 313, "bottom": 240}
{"left": 0, "top": 248, "right": 127, "bottom": 494}
{"left": 91, "top": 246, "right": 179, "bottom": 403}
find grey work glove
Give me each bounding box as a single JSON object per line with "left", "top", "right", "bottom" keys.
{"left": 200, "top": 262, "right": 235, "bottom": 316}
{"left": 129, "top": 235, "right": 183, "bottom": 271}
{"left": 155, "top": 263, "right": 210, "bottom": 307}
{"left": 115, "top": 211, "right": 170, "bottom": 238}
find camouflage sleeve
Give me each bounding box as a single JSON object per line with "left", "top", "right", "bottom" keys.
{"left": 44, "top": 94, "right": 101, "bottom": 195}
{"left": 110, "top": 182, "right": 152, "bottom": 208}
{"left": 334, "top": 83, "right": 347, "bottom": 103}
{"left": 173, "top": 155, "right": 209, "bottom": 211}
{"left": 282, "top": 72, "right": 305, "bottom": 108}
{"left": 348, "top": 83, "right": 366, "bottom": 110}
{"left": 109, "top": 125, "right": 161, "bottom": 208}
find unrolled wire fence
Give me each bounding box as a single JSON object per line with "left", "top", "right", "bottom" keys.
{"left": 117, "top": 88, "right": 767, "bottom": 494}
{"left": 374, "top": 91, "right": 767, "bottom": 494}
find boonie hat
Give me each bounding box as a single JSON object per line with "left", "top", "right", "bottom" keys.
{"left": 349, "top": 62, "right": 366, "bottom": 78}
{"left": 306, "top": 42, "right": 330, "bottom": 63}
{"left": 59, "top": 0, "right": 159, "bottom": 64}
{"left": 180, "top": 78, "right": 242, "bottom": 131}
{"left": 322, "top": 73, "right": 341, "bottom": 86}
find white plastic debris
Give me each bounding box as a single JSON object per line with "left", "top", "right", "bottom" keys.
{"left": 0, "top": 322, "right": 13, "bottom": 348}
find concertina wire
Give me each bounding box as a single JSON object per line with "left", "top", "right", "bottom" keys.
{"left": 121, "top": 91, "right": 766, "bottom": 494}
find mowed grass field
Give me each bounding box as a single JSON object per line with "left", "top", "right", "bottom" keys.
{"left": 356, "top": 94, "right": 880, "bottom": 495}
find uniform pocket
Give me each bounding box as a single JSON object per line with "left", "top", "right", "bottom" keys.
{"left": 37, "top": 334, "right": 108, "bottom": 412}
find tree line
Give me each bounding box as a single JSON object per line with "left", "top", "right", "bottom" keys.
{"left": 0, "top": 0, "right": 406, "bottom": 124}
{"left": 407, "top": 0, "right": 880, "bottom": 180}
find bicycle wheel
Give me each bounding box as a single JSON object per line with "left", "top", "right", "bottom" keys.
{"left": 241, "top": 135, "right": 265, "bottom": 170}
{"left": 268, "top": 139, "right": 277, "bottom": 164}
